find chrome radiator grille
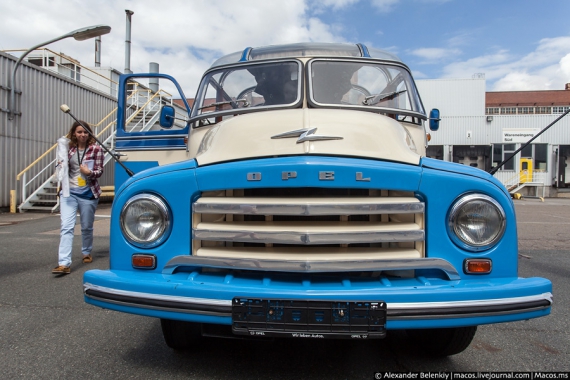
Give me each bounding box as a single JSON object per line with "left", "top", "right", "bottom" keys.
{"left": 192, "top": 188, "right": 425, "bottom": 264}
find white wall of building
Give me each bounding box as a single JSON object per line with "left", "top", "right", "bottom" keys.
{"left": 416, "top": 78, "right": 486, "bottom": 117}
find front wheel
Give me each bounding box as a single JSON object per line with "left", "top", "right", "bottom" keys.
{"left": 160, "top": 319, "right": 202, "bottom": 350}
{"left": 406, "top": 326, "right": 477, "bottom": 357}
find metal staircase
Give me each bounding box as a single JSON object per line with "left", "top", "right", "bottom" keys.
{"left": 17, "top": 87, "right": 184, "bottom": 212}
{"left": 501, "top": 170, "right": 547, "bottom": 198}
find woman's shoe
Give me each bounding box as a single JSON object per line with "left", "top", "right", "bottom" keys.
{"left": 52, "top": 265, "right": 70, "bottom": 274}
{"left": 82, "top": 255, "right": 93, "bottom": 264}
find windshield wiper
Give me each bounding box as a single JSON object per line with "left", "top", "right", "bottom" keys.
{"left": 362, "top": 89, "right": 407, "bottom": 106}
{"left": 198, "top": 98, "right": 249, "bottom": 110}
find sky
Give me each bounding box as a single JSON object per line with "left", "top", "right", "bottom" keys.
{"left": 1, "top": 0, "right": 570, "bottom": 98}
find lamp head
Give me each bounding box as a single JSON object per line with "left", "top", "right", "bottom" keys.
{"left": 71, "top": 25, "right": 111, "bottom": 41}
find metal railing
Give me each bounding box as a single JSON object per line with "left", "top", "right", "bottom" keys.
{"left": 2, "top": 48, "right": 118, "bottom": 96}
{"left": 15, "top": 106, "right": 120, "bottom": 212}
{"left": 498, "top": 170, "right": 547, "bottom": 193}
{"left": 14, "top": 87, "right": 184, "bottom": 212}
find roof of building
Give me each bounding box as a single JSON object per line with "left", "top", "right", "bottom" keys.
{"left": 486, "top": 88, "right": 570, "bottom": 107}
{"left": 210, "top": 42, "right": 402, "bottom": 68}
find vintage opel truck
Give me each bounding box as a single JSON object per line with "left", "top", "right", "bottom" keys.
{"left": 83, "top": 42, "right": 552, "bottom": 357}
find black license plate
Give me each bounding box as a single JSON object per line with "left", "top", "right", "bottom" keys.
{"left": 232, "top": 298, "right": 387, "bottom": 339}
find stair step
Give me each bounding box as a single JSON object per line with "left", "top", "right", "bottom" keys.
{"left": 20, "top": 205, "right": 57, "bottom": 211}
{"left": 29, "top": 199, "right": 57, "bottom": 205}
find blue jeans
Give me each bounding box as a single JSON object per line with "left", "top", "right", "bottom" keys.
{"left": 58, "top": 194, "right": 99, "bottom": 267}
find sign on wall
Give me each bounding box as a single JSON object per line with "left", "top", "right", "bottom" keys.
{"left": 502, "top": 129, "right": 541, "bottom": 143}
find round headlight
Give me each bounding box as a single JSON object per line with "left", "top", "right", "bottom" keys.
{"left": 120, "top": 194, "right": 171, "bottom": 248}
{"left": 448, "top": 193, "right": 506, "bottom": 251}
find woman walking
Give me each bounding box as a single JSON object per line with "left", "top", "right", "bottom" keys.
{"left": 52, "top": 121, "right": 104, "bottom": 275}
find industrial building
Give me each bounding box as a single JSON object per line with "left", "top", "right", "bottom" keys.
{"left": 418, "top": 77, "right": 570, "bottom": 197}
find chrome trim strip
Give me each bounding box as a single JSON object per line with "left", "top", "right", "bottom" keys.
{"left": 115, "top": 146, "right": 186, "bottom": 151}
{"left": 193, "top": 226, "right": 424, "bottom": 245}
{"left": 84, "top": 283, "right": 552, "bottom": 320}
{"left": 115, "top": 134, "right": 187, "bottom": 140}
{"left": 193, "top": 198, "right": 425, "bottom": 215}
{"left": 84, "top": 283, "right": 231, "bottom": 306}
{"left": 163, "top": 256, "right": 459, "bottom": 280}
{"left": 389, "top": 293, "right": 552, "bottom": 310}
{"left": 387, "top": 293, "right": 553, "bottom": 320}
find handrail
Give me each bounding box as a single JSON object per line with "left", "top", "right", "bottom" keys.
{"left": 14, "top": 85, "right": 181, "bottom": 212}
{"left": 125, "top": 89, "right": 171, "bottom": 131}
{"left": 16, "top": 144, "right": 58, "bottom": 181}
{"left": 15, "top": 91, "right": 138, "bottom": 181}
{"left": 3, "top": 48, "right": 119, "bottom": 87}
{"left": 500, "top": 170, "right": 547, "bottom": 191}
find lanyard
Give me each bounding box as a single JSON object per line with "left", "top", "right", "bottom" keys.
{"left": 76, "top": 146, "right": 88, "bottom": 166}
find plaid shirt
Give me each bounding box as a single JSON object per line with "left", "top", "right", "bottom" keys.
{"left": 68, "top": 143, "right": 105, "bottom": 198}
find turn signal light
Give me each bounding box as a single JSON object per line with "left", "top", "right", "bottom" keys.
{"left": 464, "top": 259, "right": 492, "bottom": 274}
{"left": 132, "top": 254, "right": 156, "bottom": 269}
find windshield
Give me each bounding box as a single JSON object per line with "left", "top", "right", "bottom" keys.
{"left": 308, "top": 60, "right": 425, "bottom": 116}
{"left": 192, "top": 61, "right": 301, "bottom": 121}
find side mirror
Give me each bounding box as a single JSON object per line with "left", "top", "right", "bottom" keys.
{"left": 159, "top": 105, "right": 175, "bottom": 129}
{"left": 429, "top": 108, "right": 441, "bottom": 131}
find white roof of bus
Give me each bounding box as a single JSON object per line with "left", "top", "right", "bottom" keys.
{"left": 211, "top": 42, "right": 402, "bottom": 68}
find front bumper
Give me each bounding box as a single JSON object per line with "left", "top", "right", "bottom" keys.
{"left": 83, "top": 269, "right": 552, "bottom": 329}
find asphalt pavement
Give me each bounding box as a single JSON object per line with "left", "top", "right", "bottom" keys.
{"left": 0, "top": 198, "right": 568, "bottom": 379}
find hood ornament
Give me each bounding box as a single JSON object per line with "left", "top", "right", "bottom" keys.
{"left": 271, "top": 128, "right": 343, "bottom": 144}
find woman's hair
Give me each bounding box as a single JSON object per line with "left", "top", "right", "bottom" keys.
{"left": 66, "top": 121, "right": 96, "bottom": 147}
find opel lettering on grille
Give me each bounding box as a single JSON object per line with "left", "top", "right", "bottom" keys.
{"left": 247, "top": 171, "right": 372, "bottom": 182}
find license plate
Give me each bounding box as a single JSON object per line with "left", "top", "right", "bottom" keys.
{"left": 232, "top": 298, "right": 387, "bottom": 339}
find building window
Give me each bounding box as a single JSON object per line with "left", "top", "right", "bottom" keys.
{"left": 536, "top": 107, "right": 551, "bottom": 114}
{"left": 519, "top": 107, "right": 534, "bottom": 114}
{"left": 28, "top": 58, "right": 43, "bottom": 67}
{"left": 553, "top": 106, "right": 570, "bottom": 114}
{"left": 493, "top": 144, "right": 516, "bottom": 170}
{"left": 62, "top": 64, "right": 81, "bottom": 82}
{"left": 486, "top": 107, "right": 500, "bottom": 115}
{"left": 495, "top": 144, "right": 548, "bottom": 171}
{"left": 534, "top": 144, "right": 548, "bottom": 170}
{"left": 501, "top": 107, "right": 517, "bottom": 114}
{"left": 521, "top": 144, "right": 548, "bottom": 170}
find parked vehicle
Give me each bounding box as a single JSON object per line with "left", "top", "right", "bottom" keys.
{"left": 83, "top": 42, "right": 552, "bottom": 357}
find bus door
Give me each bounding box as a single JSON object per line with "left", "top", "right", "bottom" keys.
{"left": 114, "top": 74, "right": 191, "bottom": 188}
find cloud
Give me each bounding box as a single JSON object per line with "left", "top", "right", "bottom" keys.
{"left": 0, "top": 0, "right": 347, "bottom": 94}
{"left": 370, "top": 0, "right": 401, "bottom": 12}
{"left": 313, "top": 0, "right": 361, "bottom": 11}
{"left": 491, "top": 53, "right": 570, "bottom": 91}
{"left": 438, "top": 37, "right": 570, "bottom": 90}
{"left": 410, "top": 47, "right": 462, "bottom": 62}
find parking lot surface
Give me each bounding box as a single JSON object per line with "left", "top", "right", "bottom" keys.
{"left": 0, "top": 198, "right": 568, "bottom": 378}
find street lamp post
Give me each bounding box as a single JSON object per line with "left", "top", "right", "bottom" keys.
{"left": 7, "top": 24, "right": 111, "bottom": 121}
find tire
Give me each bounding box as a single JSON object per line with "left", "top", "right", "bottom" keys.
{"left": 160, "top": 319, "right": 202, "bottom": 350}
{"left": 406, "top": 326, "right": 477, "bottom": 357}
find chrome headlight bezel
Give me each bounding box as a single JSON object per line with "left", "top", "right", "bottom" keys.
{"left": 120, "top": 193, "right": 172, "bottom": 248}
{"left": 447, "top": 193, "right": 506, "bottom": 252}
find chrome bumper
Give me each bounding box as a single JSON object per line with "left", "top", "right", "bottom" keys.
{"left": 84, "top": 283, "right": 552, "bottom": 321}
